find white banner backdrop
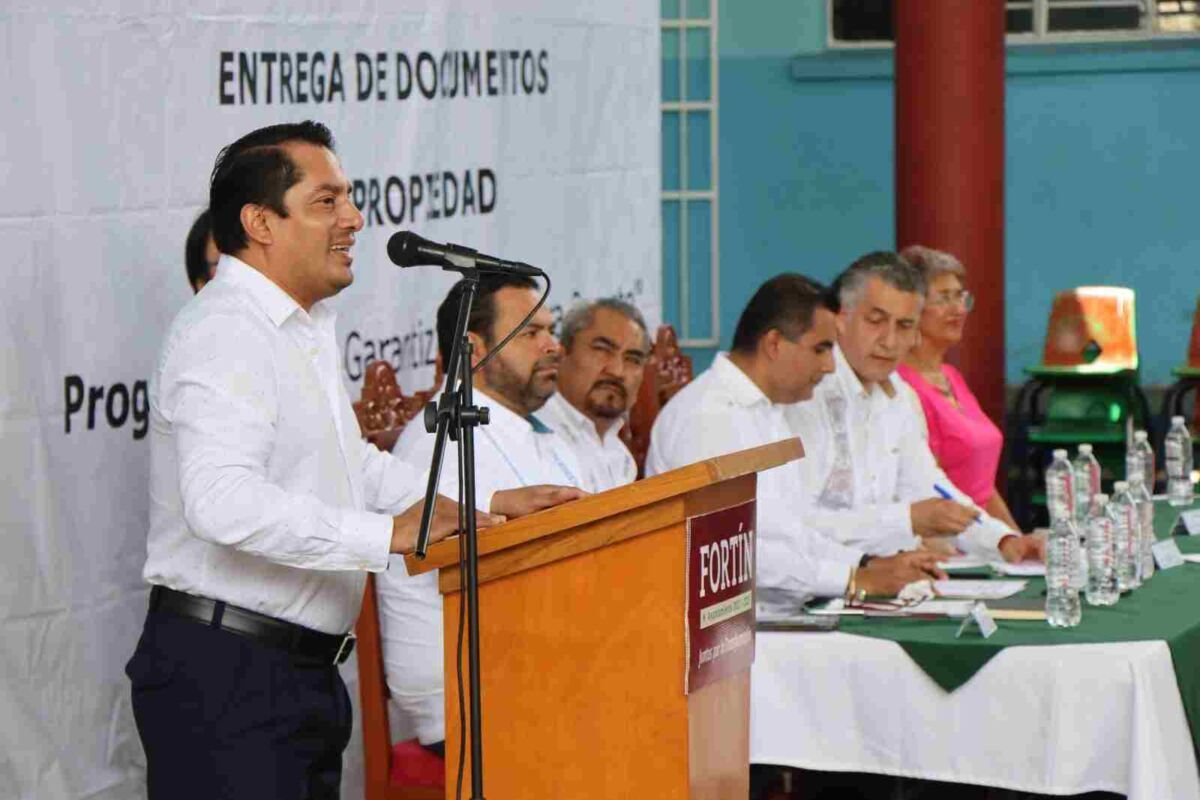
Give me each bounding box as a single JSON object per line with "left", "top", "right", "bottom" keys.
{"left": 0, "top": 2, "right": 659, "bottom": 797}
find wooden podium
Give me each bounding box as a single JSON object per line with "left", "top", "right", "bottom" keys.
{"left": 405, "top": 439, "right": 801, "bottom": 799}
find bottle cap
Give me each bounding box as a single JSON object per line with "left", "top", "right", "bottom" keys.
{"left": 1135, "top": 430, "right": 1149, "bottom": 442}
{"left": 1053, "top": 448, "right": 1068, "bottom": 459}
{"left": 1079, "top": 443, "right": 1093, "bottom": 454}
{"left": 1114, "top": 480, "right": 1128, "bottom": 491}
{"left": 1172, "top": 415, "right": 1186, "bottom": 425}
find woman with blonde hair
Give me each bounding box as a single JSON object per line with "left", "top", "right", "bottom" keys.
{"left": 897, "top": 245, "right": 1020, "bottom": 531}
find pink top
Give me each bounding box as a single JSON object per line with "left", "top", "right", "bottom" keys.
{"left": 897, "top": 363, "right": 1003, "bottom": 507}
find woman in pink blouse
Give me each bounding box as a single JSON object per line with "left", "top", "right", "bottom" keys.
{"left": 897, "top": 245, "right": 1021, "bottom": 531}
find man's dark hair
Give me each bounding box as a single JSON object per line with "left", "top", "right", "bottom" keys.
{"left": 436, "top": 274, "right": 541, "bottom": 370}
{"left": 731, "top": 274, "right": 835, "bottom": 354}
{"left": 830, "top": 250, "right": 925, "bottom": 313}
{"left": 184, "top": 208, "right": 213, "bottom": 291}
{"left": 208, "top": 120, "right": 336, "bottom": 255}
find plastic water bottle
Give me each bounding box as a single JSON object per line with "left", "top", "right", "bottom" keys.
{"left": 1111, "top": 481, "right": 1140, "bottom": 592}
{"left": 1132, "top": 484, "right": 1152, "bottom": 585}
{"left": 1045, "top": 449, "right": 1075, "bottom": 524}
{"left": 1126, "top": 447, "right": 1156, "bottom": 582}
{"left": 1046, "top": 448, "right": 1085, "bottom": 589}
{"left": 1125, "top": 443, "right": 1142, "bottom": 496}
{"left": 1134, "top": 429, "right": 1155, "bottom": 493}
{"left": 1045, "top": 516, "right": 1082, "bottom": 628}
{"left": 1125, "top": 440, "right": 1144, "bottom": 514}
{"left": 1072, "top": 444, "right": 1101, "bottom": 524}
{"left": 1085, "top": 493, "right": 1119, "bottom": 606}
{"left": 1166, "top": 416, "right": 1194, "bottom": 507}
{"left": 1072, "top": 519, "right": 1087, "bottom": 593}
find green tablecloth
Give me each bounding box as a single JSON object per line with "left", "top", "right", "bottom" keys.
{"left": 838, "top": 499, "right": 1200, "bottom": 749}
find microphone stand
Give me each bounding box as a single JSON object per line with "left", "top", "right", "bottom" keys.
{"left": 413, "top": 268, "right": 489, "bottom": 799}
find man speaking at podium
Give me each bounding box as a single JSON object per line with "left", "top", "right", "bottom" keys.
{"left": 646, "top": 274, "right": 943, "bottom": 605}
{"left": 376, "top": 273, "right": 586, "bottom": 759}
{"left": 126, "top": 121, "right": 548, "bottom": 800}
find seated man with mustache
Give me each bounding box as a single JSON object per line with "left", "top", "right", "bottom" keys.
{"left": 538, "top": 298, "right": 650, "bottom": 493}
{"left": 375, "top": 273, "right": 587, "bottom": 758}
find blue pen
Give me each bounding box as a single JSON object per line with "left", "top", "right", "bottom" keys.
{"left": 934, "top": 484, "right": 981, "bottom": 524}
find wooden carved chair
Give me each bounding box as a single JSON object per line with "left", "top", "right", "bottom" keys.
{"left": 353, "top": 360, "right": 444, "bottom": 454}
{"left": 352, "top": 360, "right": 446, "bottom": 800}
{"left": 621, "top": 325, "right": 694, "bottom": 476}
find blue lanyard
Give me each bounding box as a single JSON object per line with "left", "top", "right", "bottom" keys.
{"left": 479, "top": 425, "right": 579, "bottom": 488}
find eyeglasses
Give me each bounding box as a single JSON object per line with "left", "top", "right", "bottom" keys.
{"left": 928, "top": 289, "right": 975, "bottom": 312}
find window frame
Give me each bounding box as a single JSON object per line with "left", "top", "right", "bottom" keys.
{"left": 661, "top": 2, "right": 721, "bottom": 349}
{"left": 825, "top": 0, "right": 1200, "bottom": 49}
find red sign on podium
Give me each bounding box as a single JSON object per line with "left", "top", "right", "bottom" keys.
{"left": 684, "top": 499, "right": 756, "bottom": 694}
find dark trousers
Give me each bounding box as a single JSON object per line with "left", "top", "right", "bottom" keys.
{"left": 126, "top": 610, "right": 352, "bottom": 800}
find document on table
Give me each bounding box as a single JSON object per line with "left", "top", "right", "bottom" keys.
{"left": 936, "top": 555, "right": 1046, "bottom": 577}
{"left": 809, "top": 598, "right": 977, "bottom": 618}
{"left": 805, "top": 599, "right": 863, "bottom": 616}
{"left": 938, "top": 554, "right": 991, "bottom": 571}
{"left": 933, "top": 579, "right": 1027, "bottom": 600}
{"left": 991, "top": 561, "right": 1046, "bottom": 577}
{"left": 905, "top": 599, "right": 975, "bottom": 617}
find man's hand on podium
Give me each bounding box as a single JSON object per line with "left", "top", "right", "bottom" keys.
{"left": 390, "top": 495, "right": 505, "bottom": 554}
{"left": 491, "top": 485, "right": 588, "bottom": 519}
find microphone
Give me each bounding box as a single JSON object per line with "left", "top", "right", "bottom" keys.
{"left": 387, "top": 231, "right": 543, "bottom": 277}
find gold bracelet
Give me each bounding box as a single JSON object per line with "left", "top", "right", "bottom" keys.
{"left": 845, "top": 566, "right": 858, "bottom": 604}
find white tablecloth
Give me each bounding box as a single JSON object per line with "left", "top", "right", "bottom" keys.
{"left": 751, "top": 631, "right": 1200, "bottom": 800}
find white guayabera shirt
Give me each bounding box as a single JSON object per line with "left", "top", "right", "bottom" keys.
{"left": 783, "top": 346, "right": 1009, "bottom": 558}
{"left": 537, "top": 391, "right": 636, "bottom": 494}
{"left": 375, "top": 385, "right": 583, "bottom": 744}
{"left": 145, "top": 255, "right": 426, "bottom": 635}
{"left": 645, "top": 353, "right": 863, "bottom": 605}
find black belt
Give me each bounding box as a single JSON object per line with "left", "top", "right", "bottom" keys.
{"left": 148, "top": 585, "right": 356, "bottom": 665}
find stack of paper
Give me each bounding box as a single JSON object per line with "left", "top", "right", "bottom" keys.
{"left": 991, "top": 561, "right": 1046, "bottom": 577}
{"left": 938, "top": 554, "right": 991, "bottom": 571}
{"left": 933, "top": 579, "right": 1027, "bottom": 600}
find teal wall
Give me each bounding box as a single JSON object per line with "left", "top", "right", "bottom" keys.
{"left": 677, "top": 1, "right": 1200, "bottom": 384}
{"left": 1005, "top": 51, "right": 1200, "bottom": 378}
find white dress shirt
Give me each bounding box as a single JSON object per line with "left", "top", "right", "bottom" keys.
{"left": 645, "top": 353, "right": 863, "bottom": 603}
{"left": 783, "top": 346, "right": 1008, "bottom": 557}
{"left": 375, "top": 388, "right": 583, "bottom": 744}
{"left": 144, "top": 255, "right": 425, "bottom": 634}
{"left": 537, "top": 392, "right": 637, "bottom": 493}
